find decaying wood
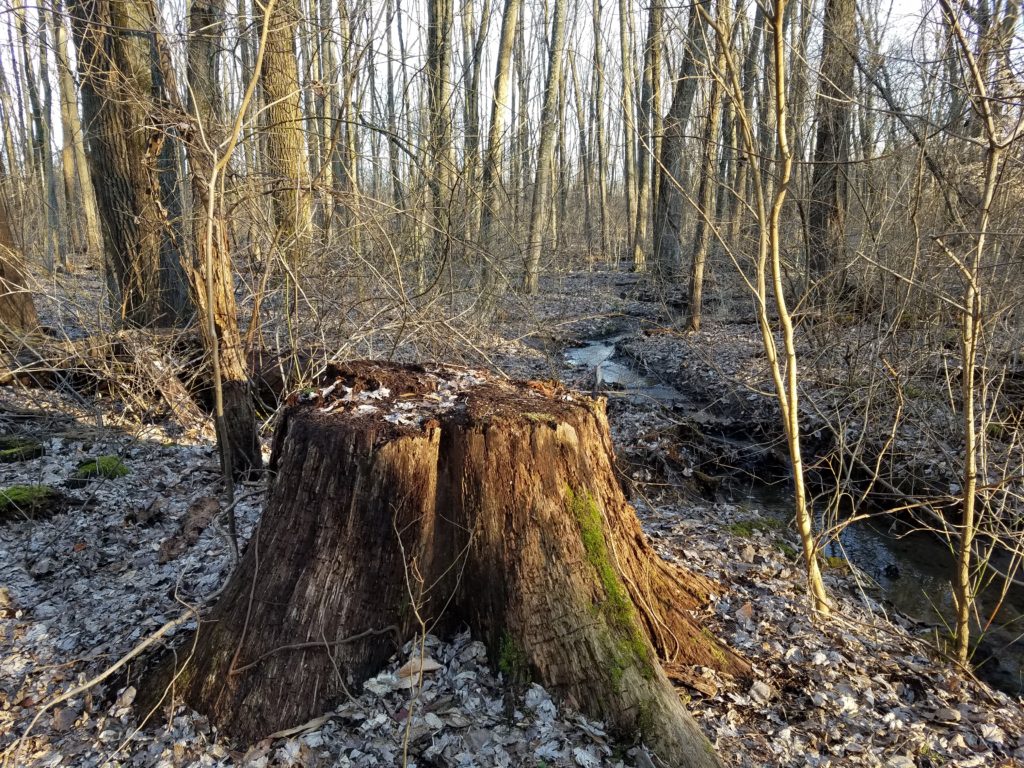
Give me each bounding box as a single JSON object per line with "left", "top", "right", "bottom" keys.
{"left": 143, "top": 361, "right": 749, "bottom": 768}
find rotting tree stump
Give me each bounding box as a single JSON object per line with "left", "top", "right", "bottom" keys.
{"left": 145, "top": 361, "right": 749, "bottom": 767}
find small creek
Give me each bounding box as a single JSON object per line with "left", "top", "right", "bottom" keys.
{"left": 564, "top": 337, "right": 683, "bottom": 402}
{"left": 565, "top": 336, "right": 1024, "bottom": 696}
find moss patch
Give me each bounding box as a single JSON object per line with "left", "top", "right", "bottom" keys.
{"left": 823, "top": 555, "right": 850, "bottom": 571}
{"left": 568, "top": 487, "right": 652, "bottom": 683}
{"left": 0, "top": 484, "right": 61, "bottom": 520}
{"left": 70, "top": 455, "right": 130, "bottom": 485}
{"left": 727, "top": 517, "right": 783, "bottom": 538}
{"left": 498, "top": 632, "right": 530, "bottom": 684}
{"left": 775, "top": 541, "right": 799, "bottom": 560}
{"left": 0, "top": 436, "right": 44, "bottom": 463}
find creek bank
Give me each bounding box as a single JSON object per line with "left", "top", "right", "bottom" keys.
{"left": 562, "top": 322, "right": 1024, "bottom": 698}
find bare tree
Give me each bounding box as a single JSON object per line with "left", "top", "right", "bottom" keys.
{"left": 68, "top": 0, "right": 190, "bottom": 327}
{"left": 618, "top": 0, "right": 638, "bottom": 264}
{"left": 427, "top": 0, "right": 456, "bottom": 266}
{"left": 808, "top": 0, "right": 857, "bottom": 294}
{"left": 523, "top": 0, "right": 568, "bottom": 294}
{"left": 632, "top": 0, "right": 662, "bottom": 271}
{"left": 0, "top": 171, "right": 40, "bottom": 333}
{"left": 258, "top": 0, "right": 313, "bottom": 274}
{"left": 686, "top": 0, "right": 728, "bottom": 333}
{"left": 17, "top": 4, "right": 63, "bottom": 273}
{"left": 591, "top": 0, "right": 611, "bottom": 257}
{"left": 653, "top": 0, "right": 710, "bottom": 277}
{"left": 51, "top": 0, "right": 103, "bottom": 265}
{"left": 480, "top": 0, "right": 523, "bottom": 299}
{"left": 187, "top": 0, "right": 263, "bottom": 478}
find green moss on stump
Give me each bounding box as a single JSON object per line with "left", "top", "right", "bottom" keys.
{"left": 0, "top": 436, "right": 44, "bottom": 463}
{"left": 72, "top": 455, "right": 130, "bottom": 484}
{"left": 498, "top": 632, "right": 531, "bottom": 684}
{"left": 568, "top": 488, "right": 653, "bottom": 685}
{"left": 0, "top": 484, "right": 60, "bottom": 520}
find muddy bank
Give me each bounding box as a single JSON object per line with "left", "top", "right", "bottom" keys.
{"left": 544, "top": 291, "right": 1024, "bottom": 698}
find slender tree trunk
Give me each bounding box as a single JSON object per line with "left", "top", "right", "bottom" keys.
{"left": 807, "top": 0, "right": 856, "bottom": 292}
{"left": 384, "top": 0, "right": 405, "bottom": 217}
{"left": 653, "top": 0, "right": 710, "bottom": 277}
{"left": 337, "top": 0, "right": 363, "bottom": 257}
{"left": 17, "top": 6, "right": 62, "bottom": 273}
{"left": 427, "top": 0, "right": 456, "bottom": 266}
{"left": 185, "top": 0, "right": 263, "bottom": 478}
{"left": 728, "top": 1, "right": 764, "bottom": 247}
{"left": 764, "top": 0, "right": 830, "bottom": 613}
{"left": 686, "top": 0, "right": 727, "bottom": 333}
{"left": 513, "top": 1, "right": 530, "bottom": 221}
{"left": 52, "top": 1, "right": 103, "bottom": 265}
{"left": 461, "top": 0, "right": 491, "bottom": 245}
{"left": 315, "top": 0, "right": 336, "bottom": 197}
{"left": 592, "top": 0, "right": 610, "bottom": 259}
{"left": 523, "top": 0, "right": 567, "bottom": 294}
{"left": 633, "top": 1, "right": 661, "bottom": 271}
{"left": 618, "top": 0, "right": 637, "bottom": 263}
{"left": 480, "top": 0, "right": 523, "bottom": 300}
{"left": 937, "top": 0, "right": 1005, "bottom": 666}
{"left": 6, "top": 25, "right": 35, "bottom": 192}
{"left": 570, "top": 54, "right": 594, "bottom": 255}
{"left": 298, "top": 0, "right": 320, "bottom": 183}
{"left": 0, "top": 67, "right": 23, "bottom": 214}
{"left": 258, "top": 0, "right": 312, "bottom": 274}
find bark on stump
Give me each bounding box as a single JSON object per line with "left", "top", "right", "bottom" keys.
{"left": 150, "top": 362, "right": 749, "bottom": 767}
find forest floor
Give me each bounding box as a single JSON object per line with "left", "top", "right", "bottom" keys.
{"left": 1, "top": 267, "right": 1023, "bottom": 767}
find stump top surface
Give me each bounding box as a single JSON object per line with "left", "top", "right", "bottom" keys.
{"left": 284, "top": 360, "right": 596, "bottom": 434}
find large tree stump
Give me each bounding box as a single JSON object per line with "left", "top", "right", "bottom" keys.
{"left": 148, "top": 362, "right": 748, "bottom": 767}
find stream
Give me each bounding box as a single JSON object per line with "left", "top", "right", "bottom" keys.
{"left": 565, "top": 336, "right": 1024, "bottom": 696}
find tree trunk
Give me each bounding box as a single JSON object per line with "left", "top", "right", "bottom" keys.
{"left": 427, "top": 0, "right": 456, "bottom": 266}
{"left": 53, "top": 1, "right": 103, "bottom": 266}
{"left": 592, "top": 0, "right": 610, "bottom": 260}
{"left": 807, "top": 0, "right": 855, "bottom": 290}
{"left": 618, "top": 0, "right": 638, "bottom": 263}
{"left": 144, "top": 362, "right": 749, "bottom": 767}
{"left": 186, "top": 0, "right": 262, "bottom": 478}
{"left": 479, "top": 0, "right": 523, "bottom": 301}
{"left": 17, "top": 5, "right": 64, "bottom": 274}
{"left": 461, "top": 0, "right": 491, "bottom": 246}
{"left": 67, "top": 0, "right": 189, "bottom": 327}
{"left": 522, "top": 0, "right": 568, "bottom": 294}
{"left": 653, "top": 0, "right": 709, "bottom": 278}
{"left": 0, "top": 184, "right": 40, "bottom": 333}
{"left": 686, "top": 0, "right": 727, "bottom": 333}
{"left": 633, "top": 1, "right": 662, "bottom": 271}
{"left": 258, "top": 0, "right": 312, "bottom": 274}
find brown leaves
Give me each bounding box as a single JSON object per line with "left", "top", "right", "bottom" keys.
{"left": 157, "top": 496, "right": 219, "bottom": 563}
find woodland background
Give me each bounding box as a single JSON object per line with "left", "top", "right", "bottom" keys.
{"left": 0, "top": 0, "right": 1023, "bottom": 733}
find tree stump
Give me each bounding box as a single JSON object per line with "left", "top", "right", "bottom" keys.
{"left": 147, "top": 362, "right": 748, "bottom": 767}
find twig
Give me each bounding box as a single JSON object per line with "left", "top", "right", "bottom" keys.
{"left": 229, "top": 625, "right": 400, "bottom": 675}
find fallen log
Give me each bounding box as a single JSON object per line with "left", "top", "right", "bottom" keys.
{"left": 145, "top": 361, "right": 750, "bottom": 766}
